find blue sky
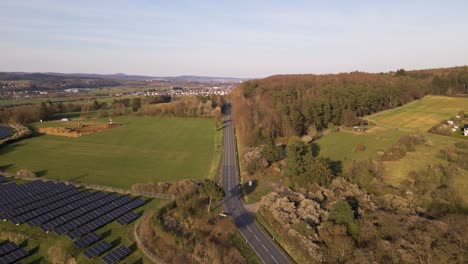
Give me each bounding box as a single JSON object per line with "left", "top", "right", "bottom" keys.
{"left": 0, "top": 0, "right": 467, "bottom": 77}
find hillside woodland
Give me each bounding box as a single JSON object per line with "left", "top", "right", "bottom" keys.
{"left": 231, "top": 67, "right": 468, "bottom": 263}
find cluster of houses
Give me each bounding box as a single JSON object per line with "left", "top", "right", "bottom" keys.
{"left": 124, "top": 85, "right": 235, "bottom": 97}
{"left": 447, "top": 116, "right": 468, "bottom": 136}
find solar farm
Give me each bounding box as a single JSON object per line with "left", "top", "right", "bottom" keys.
{"left": 0, "top": 176, "right": 148, "bottom": 263}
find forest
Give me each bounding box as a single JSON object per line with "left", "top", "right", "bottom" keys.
{"left": 232, "top": 66, "right": 468, "bottom": 147}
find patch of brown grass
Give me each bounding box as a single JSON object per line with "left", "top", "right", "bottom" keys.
{"left": 38, "top": 123, "right": 121, "bottom": 137}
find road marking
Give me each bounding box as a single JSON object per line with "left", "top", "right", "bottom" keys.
{"left": 271, "top": 255, "right": 279, "bottom": 264}
{"left": 247, "top": 226, "right": 252, "bottom": 232}
{"left": 254, "top": 235, "right": 260, "bottom": 242}
{"left": 262, "top": 244, "right": 269, "bottom": 252}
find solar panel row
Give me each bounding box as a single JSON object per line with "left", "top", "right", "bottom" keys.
{"left": 42, "top": 193, "right": 119, "bottom": 232}
{"left": 83, "top": 240, "right": 112, "bottom": 259}
{"left": 31, "top": 191, "right": 106, "bottom": 228}
{"left": 67, "top": 198, "right": 145, "bottom": 239}
{"left": 0, "top": 180, "right": 146, "bottom": 263}
{"left": 0, "top": 242, "right": 18, "bottom": 256}
{"left": 102, "top": 245, "right": 131, "bottom": 264}
{"left": 55, "top": 195, "right": 130, "bottom": 236}
{"left": 0, "top": 247, "right": 29, "bottom": 264}
{"left": 116, "top": 211, "right": 140, "bottom": 225}
{"left": 10, "top": 188, "right": 81, "bottom": 224}
{"left": 74, "top": 232, "right": 102, "bottom": 248}
{"left": 0, "top": 181, "right": 68, "bottom": 209}
{"left": 22, "top": 190, "right": 93, "bottom": 227}
{"left": 0, "top": 181, "right": 62, "bottom": 216}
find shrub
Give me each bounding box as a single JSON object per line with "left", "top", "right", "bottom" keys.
{"left": 16, "top": 169, "right": 37, "bottom": 178}
{"left": 328, "top": 201, "right": 360, "bottom": 241}
{"left": 355, "top": 144, "right": 366, "bottom": 152}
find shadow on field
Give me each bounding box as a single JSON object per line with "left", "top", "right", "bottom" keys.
{"left": 242, "top": 180, "right": 258, "bottom": 195}
{"left": 101, "top": 229, "right": 112, "bottom": 239}
{"left": 0, "top": 163, "right": 13, "bottom": 172}
{"left": 110, "top": 237, "right": 122, "bottom": 247}
{"left": 69, "top": 174, "right": 88, "bottom": 182}
{"left": 0, "top": 142, "right": 27, "bottom": 155}
{"left": 311, "top": 142, "right": 320, "bottom": 157}
{"left": 19, "top": 240, "right": 29, "bottom": 248}
{"left": 29, "top": 245, "right": 40, "bottom": 255}
{"left": 129, "top": 243, "right": 138, "bottom": 252}
{"left": 29, "top": 257, "right": 44, "bottom": 264}
{"left": 34, "top": 170, "right": 48, "bottom": 178}
{"left": 132, "top": 258, "right": 144, "bottom": 264}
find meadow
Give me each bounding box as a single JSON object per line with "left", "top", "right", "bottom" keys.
{"left": 316, "top": 95, "right": 468, "bottom": 200}
{"left": 315, "top": 127, "right": 406, "bottom": 169}
{"left": 365, "top": 96, "right": 467, "bottom": 131}
{"left": 0, "top": 116, "right": 222, "bottom": 189}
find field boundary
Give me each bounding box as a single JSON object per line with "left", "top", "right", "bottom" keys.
{"left": 0, "top": 173, "right": 176, "bottom": 199}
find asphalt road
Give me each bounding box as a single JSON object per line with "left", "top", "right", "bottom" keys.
{"left": 221, "top": 103, "right": 291, "bottom": 264}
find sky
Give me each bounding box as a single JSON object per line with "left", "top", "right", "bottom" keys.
{"left": 0, "top": 0, "right": 467, "bottom": 78}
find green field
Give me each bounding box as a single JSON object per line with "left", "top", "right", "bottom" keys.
{"left": 315, "top": 95, "right": 468, "bottom": 201}
{"left": 316, "top": 127, "right": 406, "bottom": 169}
{"left": 0, "top": 95, "right": 137, "bottom": 107}
{"left": 366, "top": 96, "right": 468, "bottom": 131}
{"left": 0, "top": 116, "right": 221, "bottom": 189}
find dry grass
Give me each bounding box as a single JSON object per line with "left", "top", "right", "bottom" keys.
{"left": 367, "top": 96, "right": 468, "bottom": 131}
{"left": 38, "top": 123, "right": 121, "bottom": 137}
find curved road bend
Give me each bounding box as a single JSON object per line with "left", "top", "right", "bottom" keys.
{"left": 221, "top": 103, "right": 291, "bottom": 264}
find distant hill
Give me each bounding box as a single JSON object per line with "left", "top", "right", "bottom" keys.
{"left": 0, "top": 72, "right": 248, "bottom": 82}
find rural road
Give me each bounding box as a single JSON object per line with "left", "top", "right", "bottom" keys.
{"left": 221, "top": 103, "right": 291, "bottom": 264}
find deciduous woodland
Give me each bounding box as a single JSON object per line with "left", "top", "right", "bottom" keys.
{"left": 232, "top": 67, "right": 468, "bottom": 146}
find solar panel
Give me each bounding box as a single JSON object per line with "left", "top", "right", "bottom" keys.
{"left": 116, "top": 211, "right": 140, "bottom": 225}
{"left": 0, "top": 247, "right": 29, "bottom": 264}
{"left": 0, "top": 176, "right": 4, "bottom": 183}
{"left": 0, "top": 242, "right": 18, "bottom": 256}
{"left": 82, "top": 240, "right": 112, "bottom": 259}
{"left": 67, "top": 198, "right": 145, "bottom": 239}
{"left": 61, "top": 196, "right": 133, "bottom": 237}
{"left": 74, "top": 232, "right": 102, "bottom": 248}
{"left": 42, "top": 193, "right": 119, "bottom": 233}
{"left": 25, "top": 190, "right": 93, "bottom": 227}
{"left": 101, "top": 245, "right": 131, "bottom": 264}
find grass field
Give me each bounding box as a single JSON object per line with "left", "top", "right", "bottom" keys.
{"left": 366, "top": 96, "right": 468, "bottom": 131}
{"left": 0, "top": 116, "right": 221, "bottom": 189}
{"left": 316, "top": 127, "right": 406, "bottom": 169}
{"left": 0, "top": 191, "right": 165, "bottom": 264}
{"left": 315, "top": 95, "right": 468, "bottom": 201}
{"left": 0, "top": 95, "right": 137, "bottom": 107}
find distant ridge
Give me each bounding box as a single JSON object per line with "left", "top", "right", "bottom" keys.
{"left": 0, "top": 72, "right": 249, "bottom": 82}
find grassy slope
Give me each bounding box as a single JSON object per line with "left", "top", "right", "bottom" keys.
{"left": 366, "top": 96, "right": 467, "bottom": 131}
{"left": 316, "top": 127, "right": 406, "bottom": 170}
{"left": 317, "top": 95, "right": 468, "bottom": 199}
{"left": 0, "top": 116, "right": 220, "bottom": 189}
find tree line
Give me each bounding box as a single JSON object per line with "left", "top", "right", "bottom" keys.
{"left": 232, "top": 67, "right": 468, "bottom": 147}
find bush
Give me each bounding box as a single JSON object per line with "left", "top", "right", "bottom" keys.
{"left": 329, "top": 201, "right": 360, "bottom": 241}
{"left": 355, "top": 144, "right": 366, "bottom": 152}
{"left": 16, "top": 169, "right": 37, "bottom": 178}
